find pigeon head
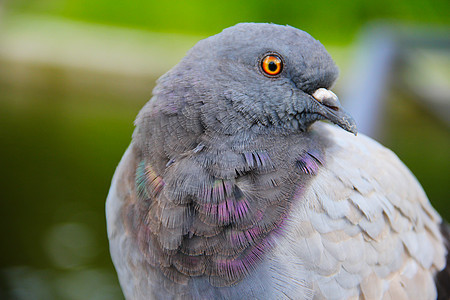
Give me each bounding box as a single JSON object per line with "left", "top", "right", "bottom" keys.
{"left": 147, "top": 22, "right": 357, "bottom": 136}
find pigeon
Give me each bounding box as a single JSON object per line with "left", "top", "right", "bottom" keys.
{"left": 106, "top": 23, "right": 449, "bottom": 299}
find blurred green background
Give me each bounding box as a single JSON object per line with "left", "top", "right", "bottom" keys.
{"left": 0, "top": 1, "right": 449, "bottom": 299}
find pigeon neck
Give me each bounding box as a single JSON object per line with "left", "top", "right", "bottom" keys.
{"left": 129, "top": 130, "right": 327, "bottom": 287}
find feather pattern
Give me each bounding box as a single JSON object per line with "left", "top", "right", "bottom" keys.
{"left": 272, "top": 123, "right": 446, "bottom": 300}
{"left": 128, "top": 130, "right": 326, "bottom": 288}
{"left": 107, "top": 123, "right": 447, "bottom": 299}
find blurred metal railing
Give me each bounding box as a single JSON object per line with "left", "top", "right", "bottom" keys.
{"left": 341, "top": 23, "right": 450, "bottom": 138}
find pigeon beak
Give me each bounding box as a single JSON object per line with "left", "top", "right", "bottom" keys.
{"left": 311, "top": 88, "right": 357, "bottom": 135}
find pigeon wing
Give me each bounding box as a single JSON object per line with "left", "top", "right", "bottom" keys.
{"left": 272, "top": 122, "right": 447, "bottom": 300}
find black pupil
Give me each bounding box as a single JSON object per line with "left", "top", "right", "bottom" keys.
{"left": 268, "top": 61, "right": 278, "bottom": 72}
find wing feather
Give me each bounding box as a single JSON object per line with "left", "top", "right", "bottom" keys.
{"left": 273, "top": 123, "right": 446, "bottom": 299}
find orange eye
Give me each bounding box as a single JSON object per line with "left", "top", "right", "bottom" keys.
{"left": 261, "top": 54, "right": 283, "bottom": 76}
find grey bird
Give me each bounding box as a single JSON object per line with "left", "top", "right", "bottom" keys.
{"left": 106, "top": 23, "right": 449, "bottom": 299}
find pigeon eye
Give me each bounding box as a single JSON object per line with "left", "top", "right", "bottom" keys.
{"left": 261, "top": 54, "right": 283, "bottom": 76}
